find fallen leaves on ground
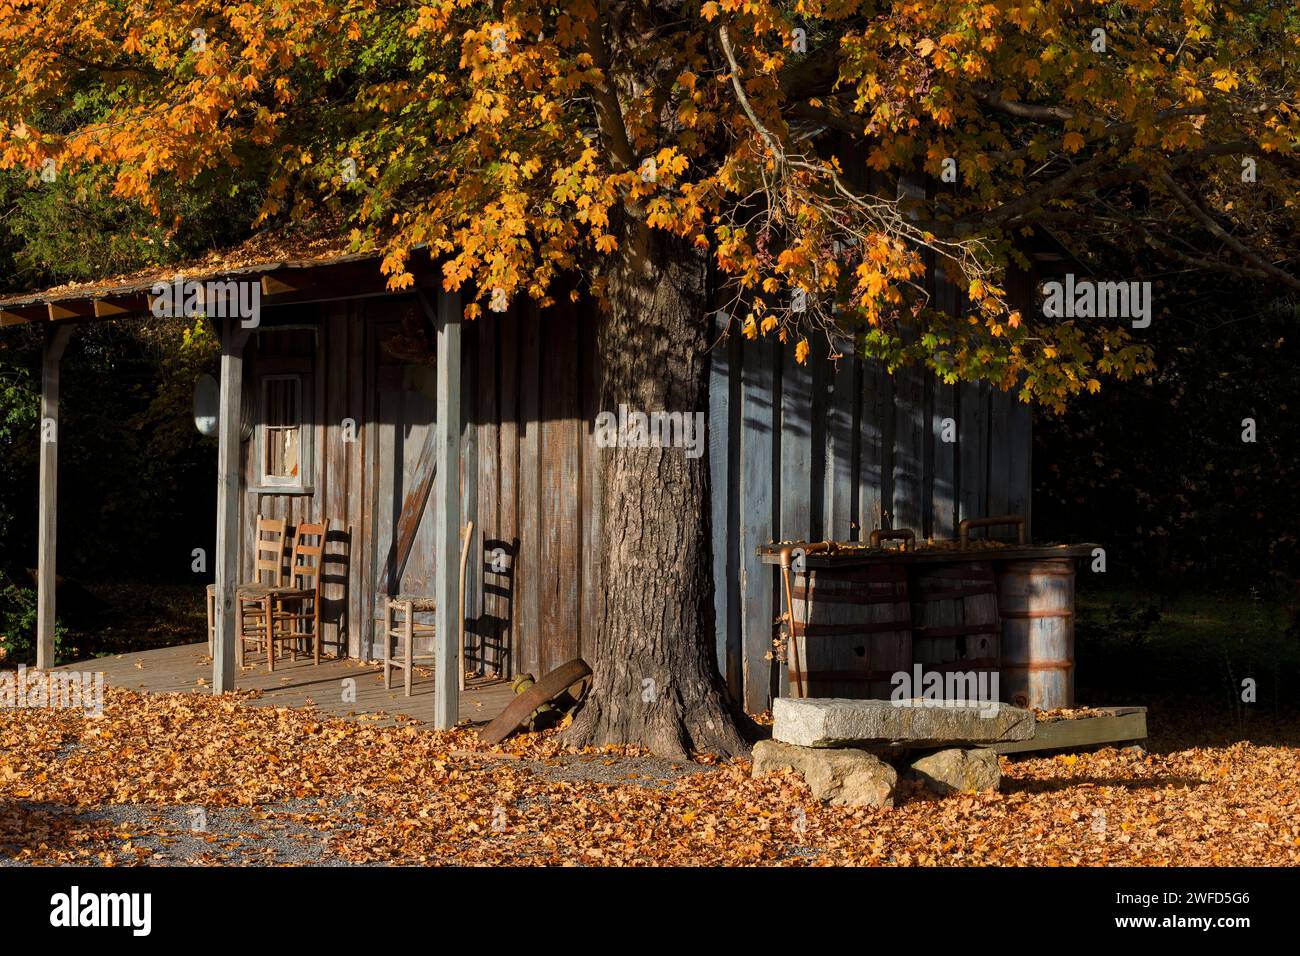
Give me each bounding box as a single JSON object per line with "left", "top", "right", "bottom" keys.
{"left": 1, "top": 687, "right": 1296, "bottom": 866}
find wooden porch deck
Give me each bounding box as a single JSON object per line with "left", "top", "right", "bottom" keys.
{"left": 56, "top": 642, "right": 515, "bottom": 728}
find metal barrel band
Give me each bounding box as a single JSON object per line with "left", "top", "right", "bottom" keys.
{"left": 787, "top": 669, "right": 901, "bottom": 683}
{"left": 792, "top": 586, "right": 908, "bottom": 606}
{"left": 799, "top": 620, "right": 912, "bottom": 637}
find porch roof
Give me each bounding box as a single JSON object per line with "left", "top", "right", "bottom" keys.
{"left": 0, "top": 231, "right": 437, "bottom": 328}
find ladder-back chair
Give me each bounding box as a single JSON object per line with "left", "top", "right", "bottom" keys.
{"left": 205, "top": 516, "right": 290, "bottom": 665}
{"left": 266, "top": 520, "right": 329, "bottom": 671}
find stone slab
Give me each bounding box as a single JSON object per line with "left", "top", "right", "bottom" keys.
{"left": 773, "top": 697, "right": 1035, "bottom": 748}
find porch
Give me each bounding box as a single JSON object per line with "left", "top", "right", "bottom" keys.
{"left": 56, "top": 642, "right": 515, "bottom": 728}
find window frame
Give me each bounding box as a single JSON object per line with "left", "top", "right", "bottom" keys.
{"left": 250, "top": 368, "right": 315, "bottom": 494}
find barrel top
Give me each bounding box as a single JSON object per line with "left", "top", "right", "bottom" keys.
{"left": 758, "top": 541, "right": 1099, "bottom": 567}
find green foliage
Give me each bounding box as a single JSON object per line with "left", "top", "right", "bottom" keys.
{"left": 0, "top": 78, "right": 263, "bottom": 291}
{"left": 0, "top": 574, "right": 66, "bottom": 665}
{"left": 0, "top": 326, "right": 41, "bottom": 543}
{"left": 0, "top": 318, "right": 218, "bottom": 597}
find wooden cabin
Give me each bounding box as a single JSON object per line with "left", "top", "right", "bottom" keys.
{"left": 0, "top": 245, "right": 1040, "bottom": 726}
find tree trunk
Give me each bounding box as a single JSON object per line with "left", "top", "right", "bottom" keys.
{"left": 563, "top": 230, "right": 751, "bottom": 760}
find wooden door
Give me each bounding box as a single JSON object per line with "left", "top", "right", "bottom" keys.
{"left": 372, "top": 339, "right": 440, "bottom": 658}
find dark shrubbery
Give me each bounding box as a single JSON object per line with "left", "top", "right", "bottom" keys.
{"left": 1034, "top": 278, "right": 1299, "bottom": 601}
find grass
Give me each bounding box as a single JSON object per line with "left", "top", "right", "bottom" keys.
{"left": 1074, "top": 581, "right": 1299, "bottom": 749}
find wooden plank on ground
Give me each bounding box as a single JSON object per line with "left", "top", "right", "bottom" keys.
{"left": 992, "top": 708, "right": 1148, "bottom": 755}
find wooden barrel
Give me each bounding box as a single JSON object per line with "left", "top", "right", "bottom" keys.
{"left": 996, "top": 559, "right": 1076, "bottom": 709}
{"left": 789, "top": 562, "right": 912, "bottom": 699}
{"left": 909, "top": 561, "right": 1001, "bottom": 683}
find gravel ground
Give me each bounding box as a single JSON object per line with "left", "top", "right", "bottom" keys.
{"left": 0, "top": 753, "right": 715, "bottom": 866}
{"left": 1, "top": 798, "right": 365, "bottom": 866}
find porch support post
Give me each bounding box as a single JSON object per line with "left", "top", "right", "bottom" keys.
{"left": 213, "top": 319, "right": 250, "bottom": 693}
{"left": 36, "top": 324, "right": 73, "bottom": 671}
{"left": 433, "top": 291, "right": 462, "bottom": 729}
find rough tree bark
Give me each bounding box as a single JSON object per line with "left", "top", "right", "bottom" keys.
{"left": 563, "top": 228, "right": 751, "bottom": 760}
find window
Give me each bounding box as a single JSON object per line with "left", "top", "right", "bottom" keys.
{"left": 259, "top": 375, "right": 303, "bottom": 488}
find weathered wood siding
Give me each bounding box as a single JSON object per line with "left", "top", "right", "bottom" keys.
{"left": 239, "top": 297, "right": 443, "bottom": 661}
{"left": 463, "top": 303, "right": 603, "bottom": 679}
{"left": 237, "top": 284, "right": 1032, "bottom": 716}
{"left": 707, "top": 336, "right": 1033, "bottom": 714}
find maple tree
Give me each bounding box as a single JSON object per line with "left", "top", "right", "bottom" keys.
{"left": 1, "top": 1, "right": 1297, "bottom": 757}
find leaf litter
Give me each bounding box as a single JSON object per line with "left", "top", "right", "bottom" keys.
{"left": 1, "top": 687, "right": 1296, "bottom": 866}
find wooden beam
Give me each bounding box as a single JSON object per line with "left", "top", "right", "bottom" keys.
{"left": 377, "top": 436, "right": 438, "bottom": 596}
{"left": 47, "top": 301, "right": 96, "bottom": 322}
{"left": 94, "top": 294, "right": 148, "bottom": 319}
{"left": 0, "top": 304, "right": 47, "bottom": 326}
{"left": 991, "top": 707, "right": 1148, "bottom": 755}
{"left": 212, "top": 319, "right": 251, "bottom": 693}
{"left": 260, "top": 259, "right": 441, "bottom": 305}
{"left": 433, "top": 290, "right": 463, "bottom": 729}
{"left": 36, "top": 325, "right": 73, "bottom": 670}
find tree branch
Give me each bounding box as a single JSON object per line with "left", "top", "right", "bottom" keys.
{"left": 585, "top": 0, "right": 636, "bottom": 172}
{"left": 1157, "top": 170, "right": 1300, "bottom": 294}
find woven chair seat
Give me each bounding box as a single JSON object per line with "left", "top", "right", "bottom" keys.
{"left": 207, "top": 583, "right": 280, "bottom": 599}
{"left": 390, "top": 595, "right": 437, "bottom": 612}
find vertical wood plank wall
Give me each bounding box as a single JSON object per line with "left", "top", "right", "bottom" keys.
{"left": 237, "top": 287, "right": 1032, "bottom": 716}
{"left": 708, "top": 338, "right": 1032, "bottom": 714}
